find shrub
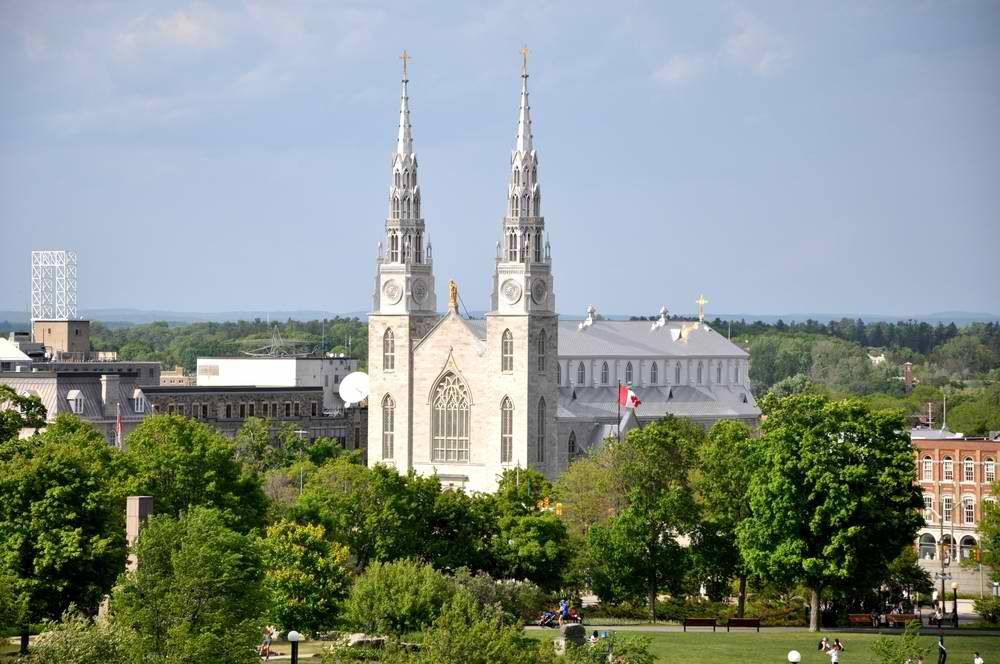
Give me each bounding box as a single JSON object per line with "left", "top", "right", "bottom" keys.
{"left": 974, "top": 597, "right": 1000, "bottom": 624}
{"left": 451, "top": 569, "right": 550, "bottom": 624}
{"left": 28, "top": 611, "right": 126, "bottom": 664}
{"left": 558, "top": 634, "right": 655, "bottom": 664}
{"left": 346, "top": 560, "right": 454, "bottom": 636}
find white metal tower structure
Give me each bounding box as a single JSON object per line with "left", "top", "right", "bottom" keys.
{"left": 31, "top": 250, "right": 78, "bottom": 322}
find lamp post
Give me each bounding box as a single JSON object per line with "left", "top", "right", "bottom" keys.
{"left": 293, "top": 429, "right": 308, "bottom": 495}
{"left": 951, "top": 582, "right": 959, "bottom": 628}
{"left": 287, "top": 630, "right": 301, "bottom": 664}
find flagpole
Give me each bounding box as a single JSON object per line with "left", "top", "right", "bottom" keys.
{"left": 617, "top": 381, "right": 621, "bottom": 444}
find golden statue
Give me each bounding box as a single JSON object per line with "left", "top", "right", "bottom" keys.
{"left": 696, "top": 294, "right": 709, "bottom": 322}
{"left": 449, "top": 279, "right": 458, "bottom": 312}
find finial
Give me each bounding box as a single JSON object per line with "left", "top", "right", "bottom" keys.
{"left": 521, "top": 45, "right": 529, "bottom": 76}
{"left": 449, "top": 279, "right": 458, "bottom": 312}
{"left": 696, "top": 294, "right": 708, "bottom": 322}
{"left": 651, "top": 305, "right": 669, "bottom": 331}
{"left": 400, "top": 49, "right": 411, "bottom": 80}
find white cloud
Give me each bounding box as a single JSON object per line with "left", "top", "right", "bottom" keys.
{"left": 724, "top": 10, "right": 791, "bottom": 76}
{"left": 653, "top": 54, "right": 706, "bottom": 85}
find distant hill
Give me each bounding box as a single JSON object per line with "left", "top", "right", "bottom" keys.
{"left": 0, "top": 308, "right": 996, "bottom": 328}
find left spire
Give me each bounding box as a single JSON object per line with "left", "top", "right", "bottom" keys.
{"left": 396, "top": 50, "right": 413, "bottom": 155}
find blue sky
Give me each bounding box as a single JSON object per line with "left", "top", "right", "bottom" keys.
{"left": 1, "top": 1, "right": 998, "bottom": 318}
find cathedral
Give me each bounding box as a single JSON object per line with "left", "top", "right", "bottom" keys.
{"left": 368, "top": 54, "right": 759, "bottom": 493}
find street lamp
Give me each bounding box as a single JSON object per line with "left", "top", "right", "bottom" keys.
{"left": 787, "top": 651, "right": 801, "bottom": 663}
{"left": 951, "top": 581, "right": 959, "bottom": 628}
{"left": 993, "top": 582, "right": 999, "bottom": 598}
{"left": 293, "top": 429, "right": 308, "bottom": 494}
{"left": 287, "top": 630, "right": 301, "bottom": 664}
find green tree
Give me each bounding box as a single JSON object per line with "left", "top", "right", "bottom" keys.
{"left": 495, "top": 467, "right": 552, "bottom": 517}
{"left": 259, "top": 521, "right": 351, "bottom": 634}
{"left": 110, "top": 506, "right": 266, "bottom": 664}
{"left": 0, "top": 415, "right": 125, "bottom": 655}
{"left": 871, "top": 620, "right": 928, "bottom": 664}
{"left": 981, "top": 484, "right": 1000, "bottom": 582}
{"left": 296, "top": 459, "right": 439, "bottom": 567}
{"left": 119, "top": 414, "right": 267, "bottom": 532}
{"left": 588, "top": 417, "right": 702, "bottom": 620}
{"left": 947, "top": 384, "right": 1000, "bottom": 436}
{"left": 25, "top": 611, "right": 127, "bottom": 664}
{"left": 345, "top": 559, "right": 454, "bottom": 636}
{"left": 694, "top": 420, "right": 756, "bottom": 615}
{"left": 0, "top": 384, "right": 46, "bottom": 456}
{"left": 492, "top": 512, "right": 570, "bottom": 590}
{"left": 233, "top": 416, "right": 273, "bottom": 473}
{"left": 554, "top": 452, "right": 621, "bottom": 539}
{"left": 738, "top": 394, "right": 924, "bottom": 631}
{"left": 425, "top": 489, "right": 497, "bottom": 573}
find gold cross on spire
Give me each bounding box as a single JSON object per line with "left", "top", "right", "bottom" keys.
{"left": 400, "top": 49, "right": 411, "bottom": 79}
{"left": 696, "top": 294, "right": 709, "bottom": 322}
{"left": 521, "top": 45, "right": 529, "bottom": 75}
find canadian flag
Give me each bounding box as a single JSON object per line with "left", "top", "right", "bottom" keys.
{"left": 618, "top": 384, "right": 641, "bottom": 409}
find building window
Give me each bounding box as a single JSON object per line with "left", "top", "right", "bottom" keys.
{"left": 960, "top": 535, "right": 978, "bottom": 561}
{"left": 963, "top": 496, "right": 975, "bottom": 524}
{"left": 625, "top": 362, "right": 633, "bottom": 385}
{"left": 248, "top": 403, "right": 255, "bottom": 417}
{"left": 262, "top": 403, "right": 268, "bottom": 417}
{"left": 534, "top": 231, "right": 542, "bottom": 262}
{"left": 67, "top": 390, "right": 84, "bottom": 414}
{"left": 311, "top": 402, "right": 318, "bottom": 417}
{"left": 191, "top": 402, "right": 199, "bottom": 418}
{"left": 557, "top": 363, "right": 561, "bottom": 385}
{"left": 285, "top": 402, "right": 291, "bottom": 417}
{"left": 964, "top": 457, "right": 975, "bottom": 482}
{"left": 697, "top": 361, "right": 703, "bottom": 384}
{"left": 225, "top": 404, "right": 232, "bottom": 419}
{"left": 601, "top": 362, "right": 609, "bottom": 385}
{"left": 577, "top": 362, "right": 585, "bottom": 385}
{"left": 922, "top": 456, "right": 933, "bottom": 481}
{"left": 500, "top": 397, "right": 513, "bottom": 463}
{"left": 201, "top": 404, "right": 208, "bottom": 419}
{"left": 132, "top": 393, "right": 146, "bottom": 414}
{"left": 919, "top": 533, "right": 936, "bottom": 561}
{"left": 536, "top": 397, "right": 546, "bottom": 463}
{"left": 734, "top": 365, "right": 740, "bottom": 383}
{"left": 502, "top": 329, "right": 514, "bottom": 373}
{"left": 716, "top": 364, "right": 722, "bottom": 384}
{"left": 537, "top": 329, "right": 546, "bottom": 373}
{"left": 294, "top": 402, "right": 300, "bottom": 417}
{"left": 986, "top": 458, "right": 996, "bottom": 483}
{"left": 942, "top": 495, "right": 953, "bottom": 523}
{"left": 675, "top": 363, "right": 681, "bottom": 384}
{"left": 382, "top": 394, "right": 395, "bottom": 459}
{"left": 943, "top": 457, "right": 953, "bottom": 481}
{"left": 923, "top": 495, "right": 933, "bottom": 523}
{"left": 239, "top": 403, "right": 246, "bottom": 418}
{"left": 272, "top": 402, "right": 278, "bottom": 418}
{"left": 568, "top": 431, "right": 577, "bottom": 459}
{"left": 383, "top": 329, "right": 395, "bottom": 371}
{"left": 432, "top": 373, "right": 470, "bottom": 463}
{"left": 650, "top": 362, "right": 658, "bottom": 384}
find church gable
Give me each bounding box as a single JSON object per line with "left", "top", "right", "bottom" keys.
{"left": 413, "top": 311, "right": 487, "bottom": 356}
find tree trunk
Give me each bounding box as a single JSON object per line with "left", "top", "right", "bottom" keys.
{"left": 648, "top": 583, "right": 657, "bottom": 624}
{"left": 809, "top": 586, "right": 822, "bottom": 632}
{"left": 737, "top": 575, "right": 747, "bottom": 619}
{"left": 19, "top": 625, "right": 29, "bottom": 657}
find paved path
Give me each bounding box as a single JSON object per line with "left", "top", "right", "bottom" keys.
{"left": 525, "top": 624, "right": 1000, "bottom": 636}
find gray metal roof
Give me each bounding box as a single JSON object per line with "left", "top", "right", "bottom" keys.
{"left": 0, "top": 373, "right": 145, "bottom": 422}
{"left": 557, "top": 320, "right": 748, "bottom": 359}
{"left": 557, "top": 384, "right": 760, "bottom": 421}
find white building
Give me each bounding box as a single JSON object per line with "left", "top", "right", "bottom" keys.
{"left": 367, "top": 56, "right": 759, "bottom": 493}
{"left": 197, "top": 356, "right": 358, "bottom": 412}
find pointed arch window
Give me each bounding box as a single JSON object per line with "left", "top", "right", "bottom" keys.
{"left": 625, "top": 362, "right": 633, "bottom": 385}
{"left": 675, "top": 363, "right": 681, "bottom": 384}
{"left": 501, "top": 329, "right": 514, "bottom": 373}
{"left": 415, "top": 232, "right": 423, "bottom": 263}
{"left": 512, "top": 196, "right": 519, "bottom": 216}
{"left": 507, "top": 231, "right": 518, "bottom": 261}
{"left": 650, "top": 362, "right": 658, "bottom": 384}
{"left": 383, "top": 329, "right": 395, "bottom": 371}
{"left": 394, "top": 171, "right": 400, "bottom": 187}
{"left": 577, "top": 362, "right": 586, "bottom": 385}
{"left": 533, "top": 191, "right": 540, "bottom": 216}
{"left": 601, "top": 362, "right": 609, "bottom": 385}
{"left": 537, "top": 329, "right": 546, "bottom": 373}
{"left": 532, "top": 166, "right": 537, "bottom": 183}
{"left": 522, "top": 194, "right": 528, "bottom": 216}
{"left": 414, "top": 192, "right": 420, "bottom": 218}
{"left": 432, "top": 373, "right": 470, "bottom": 462}
{"left": 568, "top": 431, "right": 577, "bottom": 459}
{"left": 382, "top": 394, "right": 395, "bottom": 458}
{"left": 514, "top": 168, "right": 520, "bottom": 186}
{"left": 534, "top": 231, "right": 542, "bottom": 262}
{"left": 537, "top": 397, "right": 546, "bottom": 463}
{"left": 500, "top": 397, "right": 513, "bottom": 463}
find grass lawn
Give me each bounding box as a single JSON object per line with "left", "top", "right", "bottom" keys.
{"left": 608, "top": 630, "right": 1000, "bottom": 663}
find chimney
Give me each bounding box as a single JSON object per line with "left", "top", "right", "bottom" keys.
{"left": 101, "top": 373, "right": 120, "bottom": 417}
{"left": 903, "top": 362, "right": 914, "bottom": 394}
{"left": 126, "top": 496, "right": 153, "bottom": 571}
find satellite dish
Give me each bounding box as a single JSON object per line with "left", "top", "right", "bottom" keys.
{"left": 339, "top": 372, "right": 370, "bottom": 406}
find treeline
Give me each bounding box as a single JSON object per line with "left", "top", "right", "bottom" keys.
{"left": 89, "top": 317, "right": 369, "bottom": 372}
{"left": 1, "top": 385, "right": 945, "bottom": 662}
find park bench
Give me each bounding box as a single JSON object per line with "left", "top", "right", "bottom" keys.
{"left": 886, "top": 614, "right": 920, "bottom": 627}
{"left": 683, "top": 618, "right": 717, "bottom": 632}
{"left": 847, "top": 614, "right": 873, "bottom": 626}
{"left": 726, "top": 618, "right": 760, "bottom": 632}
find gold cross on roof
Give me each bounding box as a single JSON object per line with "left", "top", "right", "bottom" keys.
{"left": 400, "top": 49, "right": 411, "bottom": 79}
{"left": 696, "top": 294, "right": 709, "bottom": 322}
{"left": 521, "top": 45, "right": 529, "bottom": 75}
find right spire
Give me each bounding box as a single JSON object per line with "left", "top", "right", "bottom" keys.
{"left": 514, "top": 46, "right": 533, "bottom": 154}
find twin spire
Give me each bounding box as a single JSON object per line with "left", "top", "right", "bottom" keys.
{"left": 396, "top": 50, "right": 413, "bottom": 156}
{"left": 514, "top": 46, "right": 533, "bottom": 155}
